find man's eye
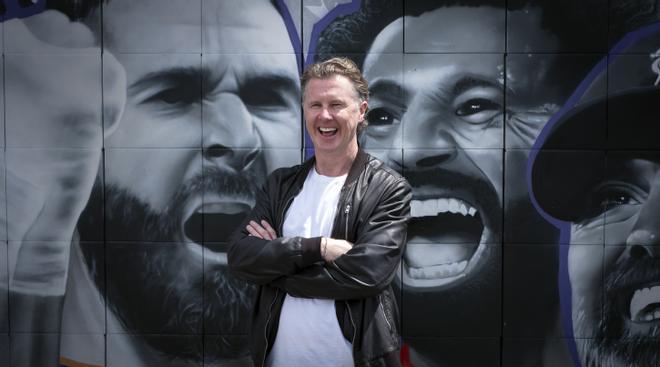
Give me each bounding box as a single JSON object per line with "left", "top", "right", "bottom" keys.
{"left": 366, "top": 107, "right": 399, "bottom": 126}
{"left": 455, "top": 98, "right": 502, "bottom": 124}
{"left": 144, "top": 87, "right": 199, "bottom": 106}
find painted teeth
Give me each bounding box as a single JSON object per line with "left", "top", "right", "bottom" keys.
{"left": 629, "top": 285, "right": 660, "bottom": 322}
{"left": 410, "top": 198, "right": 478, "bottom": 218}
{"left": 407, "top": 260, "right": 468, "bottom": 279}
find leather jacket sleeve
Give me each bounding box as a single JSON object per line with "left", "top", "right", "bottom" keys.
{"left": 272, "top": 178, "right": 411, "bottom": 300}
{"left": 227, "top": 170, "right": 324, "bottom": 285}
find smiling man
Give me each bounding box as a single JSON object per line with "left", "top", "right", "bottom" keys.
{"left": 3, "top": 0, "right": 300, "bottom": 366}
{"left": 229, "top": 57, "right": 411, "bottom": 367}
{"left": 532, "top": 24, "right": 660, "bottom": 367}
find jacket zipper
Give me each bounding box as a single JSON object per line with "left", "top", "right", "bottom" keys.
{"left": 278, "top": 195, "right": 296, "bottom": 236}
{"left": 379, "top": 295, "right": 393, "bottom": 332}
{"left": 261, "top": 289, "right": 279, "bottom": 367}
{"left": 344, "top": 203, "right": 351, "bottom": 239}
{"left": 345, "top": 300, "right": 357, "bottom": 346}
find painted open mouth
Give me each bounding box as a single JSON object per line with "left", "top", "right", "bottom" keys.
{"left": 401, "top": 195, "right": 495, "bottom": 290}
{"left": 628, "top": 284, "right": 660, "bottom": 323}
{"left": 182, "top": 195, "right": 254, "bottom": 265}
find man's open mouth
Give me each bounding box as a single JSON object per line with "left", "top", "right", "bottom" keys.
{"left": 319, "top": 127, "right": 338, "bottom": 137}
{"left": 401, "top": 195, "right": 495, "bottom": 290}
{"left": 182, "top": 195, "right": 254, "bottom": 265}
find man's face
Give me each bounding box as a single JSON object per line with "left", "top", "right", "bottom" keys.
{"left": 81, "top": 0, "right": 300, "bottom": 362}
{"left": 362, "top": 6, "right": 556, "bottom": 291}
{"left": 569, "top": 156, "right": 660, "bottom": 367}
{"left": 303, "top": 75, "right": 367, "bottom": 157}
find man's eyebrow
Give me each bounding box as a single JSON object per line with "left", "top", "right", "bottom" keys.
{"left": 370, "top": 78, "right": 407, "bottom": 100}
{"left": 129, "top": 66, "right": 209, "bottom": 92}
{"left": 452, "top": 76, "right": 501, "bottom": 97}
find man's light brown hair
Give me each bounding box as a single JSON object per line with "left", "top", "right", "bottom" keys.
{"left": 301, "top": 57, "right": 370, "bottom": 131}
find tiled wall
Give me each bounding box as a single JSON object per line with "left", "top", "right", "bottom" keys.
{"left": 1, "top": 0, "right": 659, "bottom": 366}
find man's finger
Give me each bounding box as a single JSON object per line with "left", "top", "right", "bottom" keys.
{"left": 246, "top": 222, "right": 264, "bottom": 239}
{"left": 247, "top": 220, "right": 273, "bottom": 240}
{"left": 261, "top": 220, "right": 277, "bottom": 239}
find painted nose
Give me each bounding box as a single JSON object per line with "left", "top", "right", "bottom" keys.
{"left": 403, "top": 130, "right": 458, "bottom": 169}
{"left": 203, "top": 93, "right": 261, "bottom": 171}
{"left": 625, "top": 174, "right": 660, "bottom": 259}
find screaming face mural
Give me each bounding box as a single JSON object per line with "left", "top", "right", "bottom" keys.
{"left": 1, "top": 0, "right": 301, "bottom": 365}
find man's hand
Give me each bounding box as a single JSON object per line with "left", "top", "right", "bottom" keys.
{"left": 246, "top": 220, "right": 278, "bottom": 240}
{"left": 322, "top": 238, "right": 353, "bottom": 262}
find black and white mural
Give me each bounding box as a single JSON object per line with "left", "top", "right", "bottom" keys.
{"left": 0, "top": 0, "right": 659, "bottom": 366}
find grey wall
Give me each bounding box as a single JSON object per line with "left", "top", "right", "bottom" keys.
{"left": 1, "top": 0, "right": 659, "bottom": 366}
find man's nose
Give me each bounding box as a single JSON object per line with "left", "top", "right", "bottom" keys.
{"left": 318, "top": 106, "right": 333, "bottom": 121}
{"left": 203, "top": 93, "right": 261, "bottom": 171}
{"left": 625, "top": 175, "right": 660, "bottom": 259}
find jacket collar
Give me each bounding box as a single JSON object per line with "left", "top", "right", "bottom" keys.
{"left": 300, "top": 149, "right": 370, "bottom": 187}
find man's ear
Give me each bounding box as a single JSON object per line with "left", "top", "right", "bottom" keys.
{"left": 359, "top": 100, "right": 369, "bottom": 121}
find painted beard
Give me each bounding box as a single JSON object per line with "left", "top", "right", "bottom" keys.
{"left": 77, "top": 166, "right": 260, "bottom": 362}
{"left": 575, "top": 255, "right": 660, "bottom": 367}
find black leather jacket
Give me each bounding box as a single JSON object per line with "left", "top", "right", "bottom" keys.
{"left": 228, "top": 149, "right": 411, "bottom": 367}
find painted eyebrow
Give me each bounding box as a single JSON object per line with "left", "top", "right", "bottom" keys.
{"left": 451, "top": 76, "right": 501, "bottom": 97}
{"left": 239, "top": 74, "right": 300, "bottom": 95}
{"left": 370, "top": 78, "right": 404, "bottom": 97}
{"left": 129, "top": 66, "right": 208, "bottom": 93}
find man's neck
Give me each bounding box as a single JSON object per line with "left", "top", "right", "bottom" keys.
{"left": 314, "top": 144, "right": 358, "bottom": 177}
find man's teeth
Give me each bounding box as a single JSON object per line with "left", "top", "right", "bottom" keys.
{"left": 629, "top": 285, "right": 660, "bottom": 322}
{"left": 319, "top": 127, "right": 337, "bottom": 133}
{"left": 407, "top": 260, "right": 468, "bottom": 279}
{"left": 411, "top": 198, "right": 477, "bottom": 217}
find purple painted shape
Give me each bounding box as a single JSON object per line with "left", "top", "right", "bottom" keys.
{"left": 2, "top": 0, "right": 45, "bottom": 21}
{"left": 527, "top": 21, "right": 660, "bottom": 367}
{"left": 302, "top": 0, "right": 362, "bottom": 160}
{"left": 275, "top": 0, "right": 303, "bottom": 73}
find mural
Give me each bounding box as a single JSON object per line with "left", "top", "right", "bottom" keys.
{"left": 0, "top": 0, "right": 658, "bottom": 366}
{"left": 531, "top": 23, "right": 660, "bottom": 367}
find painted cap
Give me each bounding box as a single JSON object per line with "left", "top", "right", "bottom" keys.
{"left": 532, "top": 23, "right": 660, "bottom": 221}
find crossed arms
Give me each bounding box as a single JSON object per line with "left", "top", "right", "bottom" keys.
{"left": 228, "top": 170, "right": 411, "bottom": 300}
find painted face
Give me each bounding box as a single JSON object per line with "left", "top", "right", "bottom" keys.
{"left": 362, "top": 6, "right": 556, "bottom": 291}
{"left": 81, "top": 0, "right": 300, "bottom": 362}
{"left": 303, "top": 75, "right": 367, "bottom": 158}
{"left": 570, "top": 155, "right": 660, "bottom": 367}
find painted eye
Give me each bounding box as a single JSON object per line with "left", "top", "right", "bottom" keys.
{"left": 455, "top": 98, "right": 502, "bottom": 124}
{"left": 598, "top": 189, "right": 641, "bottom": 210}
{"left": 366, "top": 107, "right": 399, "bottom": 126}
{"left": 144, "top": 87, "right": 198, "bottom": 106}
{"left": 579, "top": 183, "right": 643, "bottom": 223}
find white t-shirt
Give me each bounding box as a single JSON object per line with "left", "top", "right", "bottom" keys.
{"left": 266, "top": 167, "right": 353, "bottom": 367}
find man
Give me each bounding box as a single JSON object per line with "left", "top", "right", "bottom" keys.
{"left": 315, "top": 1, "right": 600, "bottom": 365}
{"left": 228, "top": 57, "right": 411, "bottom": 367}
{"left": 1, "top": 0, "right": 301, "bottom": 365}
{"left": 531, "top": 23, "right": 660, "bottom": 367}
